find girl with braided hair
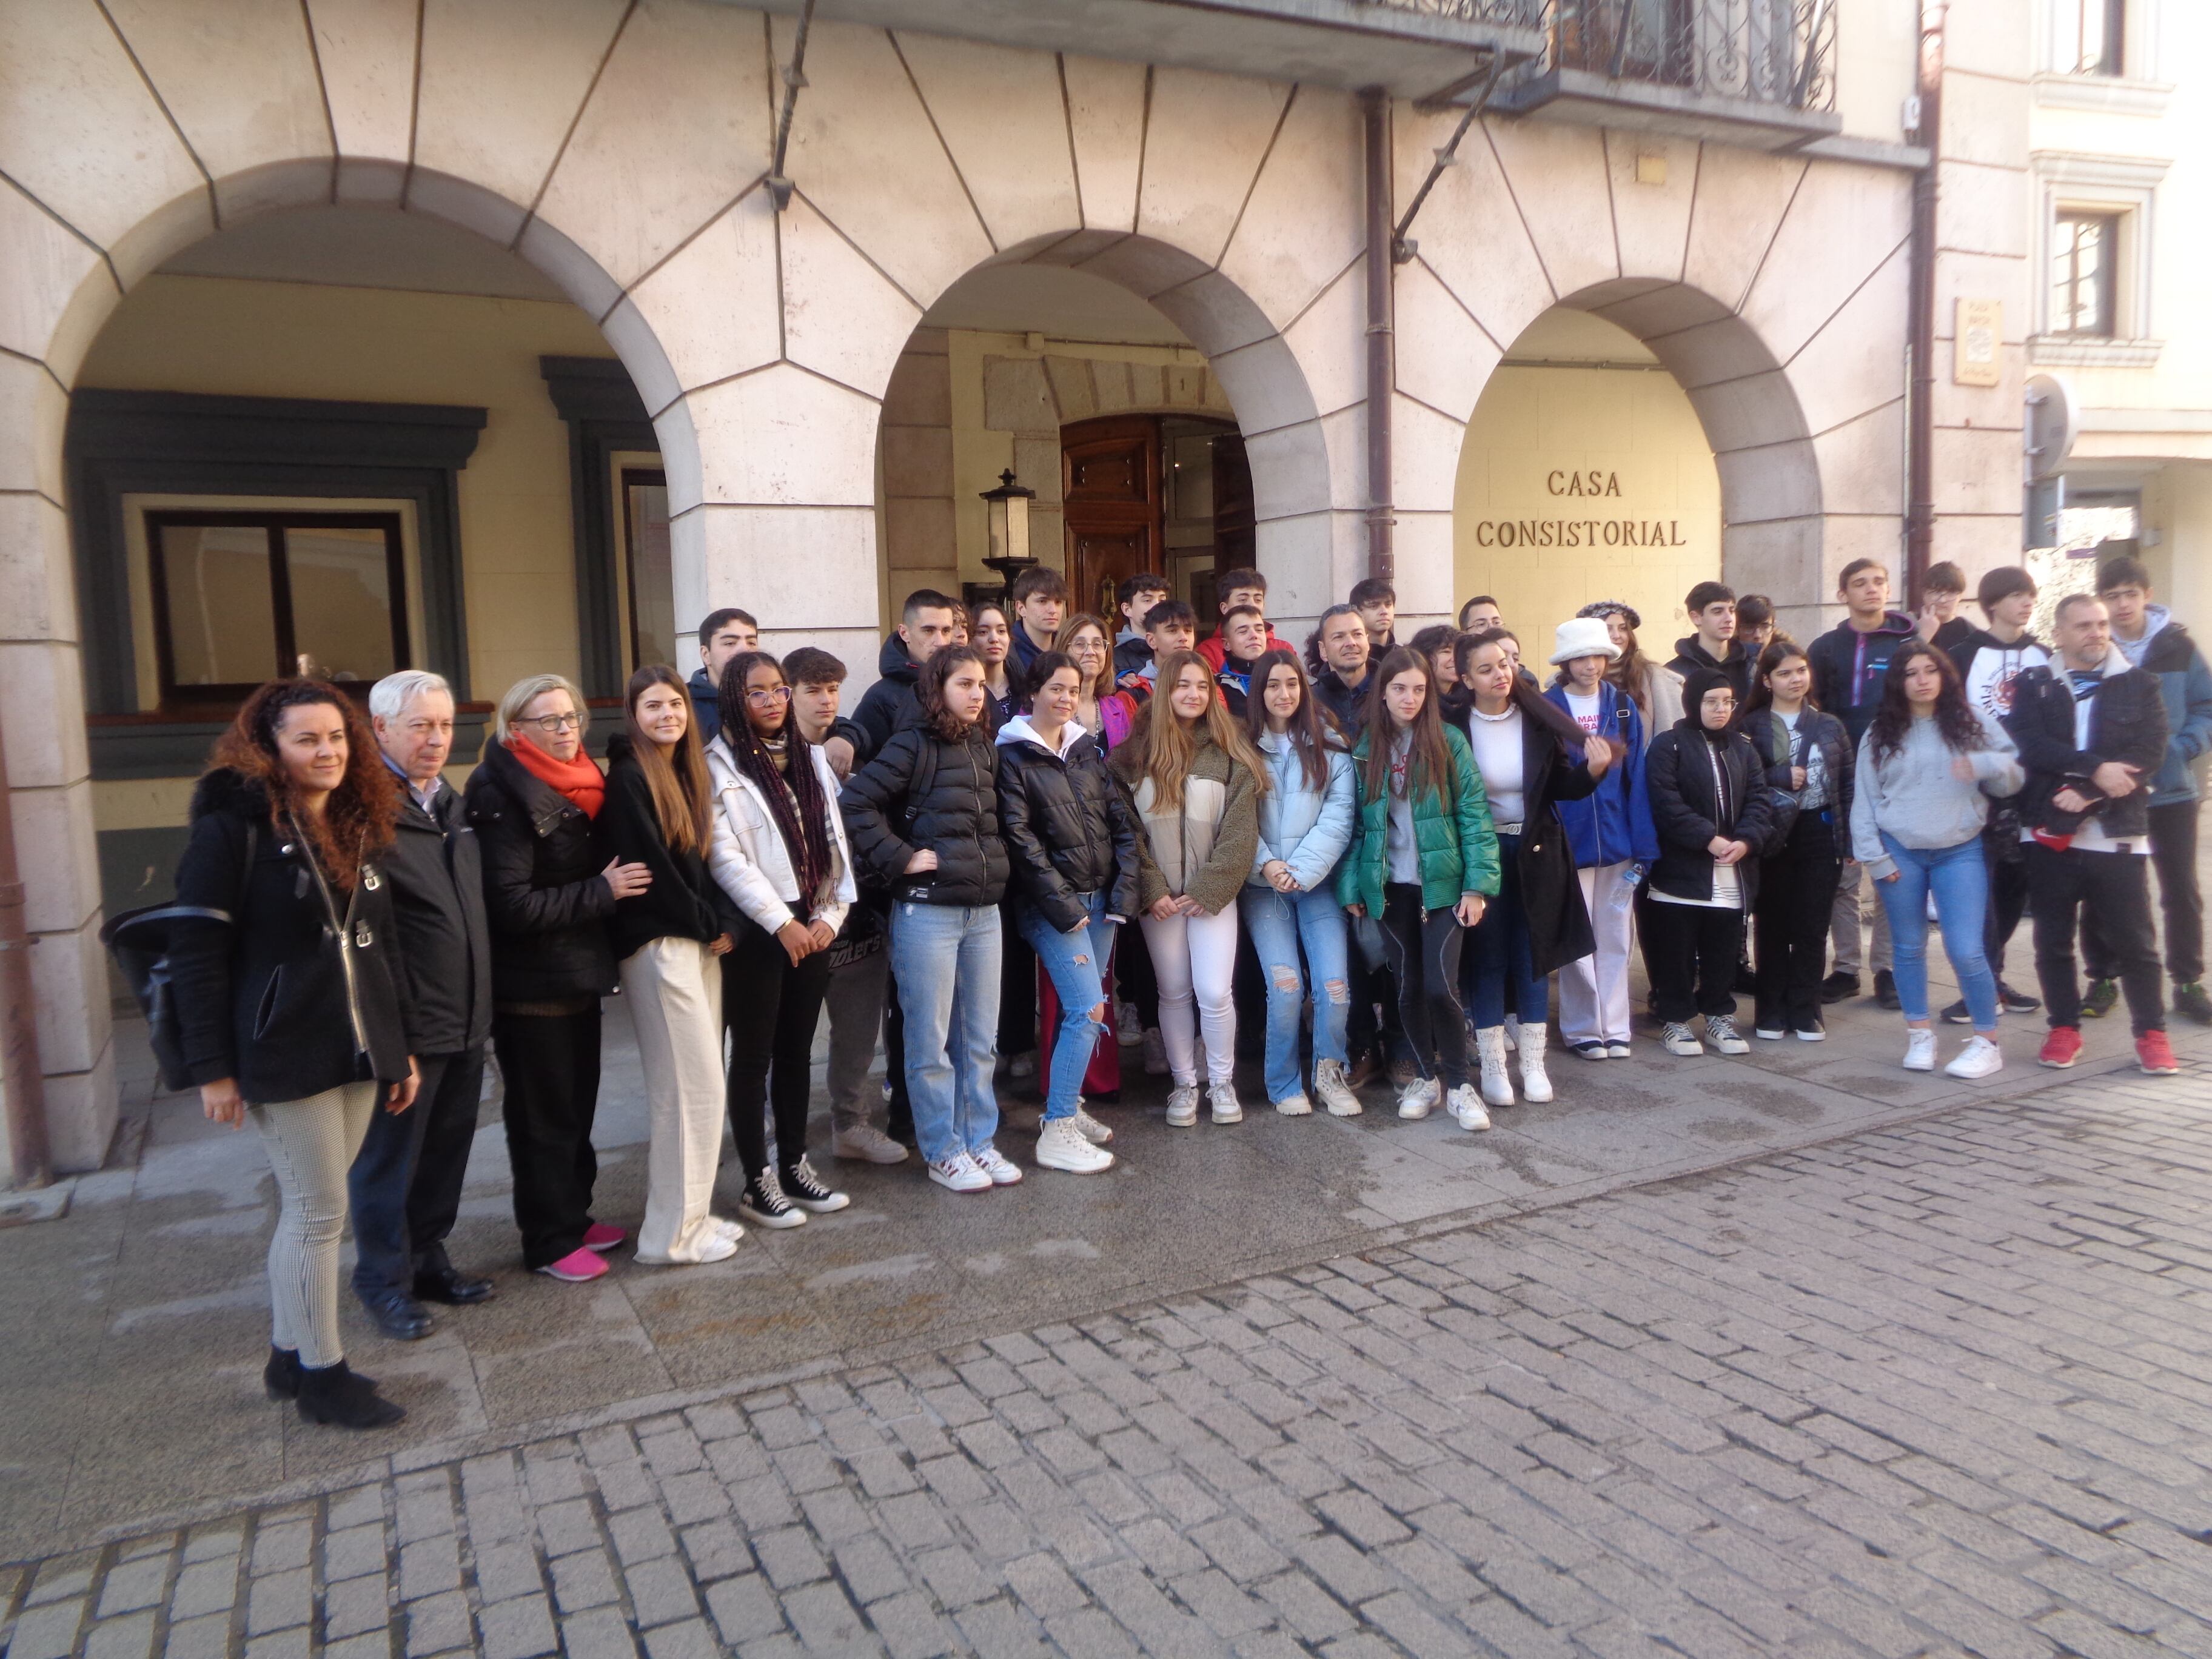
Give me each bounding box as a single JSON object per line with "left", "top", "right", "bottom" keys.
{"left": 706, "top": 651, "right": 859, "bottom": 1227}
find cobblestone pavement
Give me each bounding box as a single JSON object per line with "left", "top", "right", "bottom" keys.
{"left": 8, "top": 1064, "right": 2212, "bottom": 1658}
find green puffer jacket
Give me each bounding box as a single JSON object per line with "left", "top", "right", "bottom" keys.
{"left": 1335, "top": 723, "right": 1500, "bottom": 914}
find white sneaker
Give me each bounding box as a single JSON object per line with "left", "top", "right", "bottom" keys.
{"left": 971, "top": 1145, "right": 1024, "bottom": 1185}
{"left": 1903, "top": 1027, "right": 1936, "bottom": 1072}
{"left": 1116, "top": 1002, "right": 1145, "bottom": 1046}
{"left": 1037, "top": 1118, "right": 1114, "bottom": 1173}
{"left": 830, "top": 1125, "right": 908, "bottom": 1165}
{"left": 1165, "top": 1086, "right": 1200, "bottom": 1127}
{"left": 1662, "top": 1022, "right": 1704, "bottom": 1057}
{"left": 927, "top": 1152, "right": 991, "bottom": 1193}
{"left": 1606, "top": 1041, "right": 1632, "bottom": 1060}
{"left": 1447, "top": 1083, "right": 1492, "bottom": 1131}
{"left": 1944, "top": 1034, "right": 2003, "bottom": 1079}
{"left": 1705, "top": 1014, "right": 1749, "bottom": 1056}
{"left": 1396, "top": 1077, "right": 1438, "bottom": 1119}
{"left": 1274, "top": 1093, "right": 1314, "bottom": 1116}
{"left": 1142, "top": 1030, "right": 1170, "bottom": 1076}
{"left": 1068, "top": 1105, "right": 1114, "bottom": 1145}
{"left": 1313, "top": 1057, "right": 1362, "bottom": 1116}
{"left": 1754, "top": 1025, "right": 1786, "bottom": 1041}
{"left": 1208, "top": 1081, "right": 1243, "bottom": 1124}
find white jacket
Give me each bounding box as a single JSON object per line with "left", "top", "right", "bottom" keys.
{"left": 705, "top": 734, "right": 857, "bottom": 936}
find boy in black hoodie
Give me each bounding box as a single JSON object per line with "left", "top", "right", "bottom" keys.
{"left": 1667, "top": 581, "right": 1753, "bottom": 703}
{"left": 853, "top": 589, "right": 958, "bottom": 754}
{"left": 1807, "top": 557, "right": 1917, "bottom": 1005}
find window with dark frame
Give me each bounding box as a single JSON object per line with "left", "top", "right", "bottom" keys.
{"left": 2056, "top": 0, "right": 2125, "bottom": 75}
{"left": 619, "top": 467, "right": 674, "bottom": 675}
{"left": 145, "top": 509, "right": 409, "bottom": 705}
{"left": 2050, "top": 210, "right": 2119, "bottom": 338}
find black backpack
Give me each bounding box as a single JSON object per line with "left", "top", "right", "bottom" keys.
{"left": 99, "top": 823, "right": 255, "bottom": 1092}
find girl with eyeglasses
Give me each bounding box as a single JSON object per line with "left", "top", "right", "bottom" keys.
{"left": 466, "top": 675, "right": 651, "bottom": 1284}
{"left": 705, "top": 651, "right": 859, "bottom": 1227}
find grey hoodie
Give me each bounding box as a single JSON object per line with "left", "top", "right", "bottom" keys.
{"left": 1849, "top": 711, "right": 2025, "bottom": 880}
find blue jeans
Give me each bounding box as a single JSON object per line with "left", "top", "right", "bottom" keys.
{"left": 1239, "top": 883, "right": 1351, "bottom": 1103}
{"left": 889, "top": 902, "right": 1002, "bottom": 1164}
{"left": 1874, "top": 831, "right": 1997, "bottom": 1029}
{"left": 1465, "top": 831, "right": 1546, "bottom": 1030}
{"left": 1017, "top": 893, "right": 1118, "bottom": 1122}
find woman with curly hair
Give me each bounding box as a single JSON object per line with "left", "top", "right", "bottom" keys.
{"left": 167, "top": 680, "right": 419, "bottom": 1429}
{"left": 1849, "top": 640, "right": 2023, "bottom": 1078}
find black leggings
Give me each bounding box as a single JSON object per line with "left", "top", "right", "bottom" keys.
{"left": 725, "top": 919, "right": 832, "bottom": 1181}
{"left": 1379, "top": 883, "right": 1469, "bottom": 1090}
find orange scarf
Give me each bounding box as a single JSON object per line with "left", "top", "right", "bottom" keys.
{"left": 507, "top": 734, "right": 605, "bottom": 819}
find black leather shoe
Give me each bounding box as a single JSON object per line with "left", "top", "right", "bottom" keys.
{"left": 414, "top": 1269, "right": 495, "bottom": 1306}
{"left": 358, "top": 1288, "right": 432, "bottom": 1341}
{"left": 1873, "top": 969, "right": 1902, "bottom": 1011}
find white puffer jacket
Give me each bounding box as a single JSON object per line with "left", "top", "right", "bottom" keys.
{"left": 705, "top": 734, "right": 857, "bottom": 936}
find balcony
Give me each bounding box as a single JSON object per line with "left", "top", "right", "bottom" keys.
{"left": 1364, "top": 0, "right": 1842, "bottom": 146}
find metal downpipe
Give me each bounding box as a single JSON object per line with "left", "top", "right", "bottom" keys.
{"left": 1363, "top": 88, "right": 1395, "bottom": 585}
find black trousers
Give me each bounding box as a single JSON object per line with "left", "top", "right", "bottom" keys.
{"left": 494, "top": 1007, "right": 601, "bottom": 1270}
{"left": 1645, "top": 900, "right": 1744, "bottom": 1024}
{"left": 1982, "top": 833, "right": 2031, "bottom": 984}
{"left": 2081, "top": 800, "right": 2202, "bottom": 985}
{"left": 1752, "top": 816, "right": 1840, "bottom": 1034}
{"left": 999, "top": 910, "right": 1037, "bottom": 1059}
{"left": 2029, "top": 843, "right": 2165, "bottom": 1034}
{"left": 726, "top": 918, "right": 833, "bottom": 1179}
{"left": 1379, "top": 883, "right": 1469, "bottom": 1090}
{"left": 349, "top": 1045, "right": 487, "bottom": 1296}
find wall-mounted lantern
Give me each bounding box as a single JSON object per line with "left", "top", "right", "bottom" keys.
{"left": 979, "top": 468, "right": 1038, "bottom": 594}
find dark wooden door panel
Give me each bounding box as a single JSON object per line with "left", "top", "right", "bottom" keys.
{"left": 1062, "top": 415, "right": 1161, "bottom": 620}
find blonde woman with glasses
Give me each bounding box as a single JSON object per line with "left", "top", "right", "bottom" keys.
{"left": 465, "top": 675, "right": 650, "bottom": 1284}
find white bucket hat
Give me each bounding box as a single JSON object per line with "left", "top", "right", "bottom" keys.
{"left": 1549, "top": 615, "right": 1621, "bottom": 665}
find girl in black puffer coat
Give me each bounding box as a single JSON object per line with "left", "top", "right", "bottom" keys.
{"left": 839, "top": 647, "right": 1016, "bottom": 1193}
{"left": 996, "top": 651, "right": 1139, "bottom": 1173}
{"left": 167, "top": 680, "right": 417, "bottom": 1430}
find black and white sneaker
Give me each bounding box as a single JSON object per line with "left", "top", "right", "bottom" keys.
{"left": 779, "top": 1156, "right": 851, "bottom": 1215}
{"left": 738, "top": 1169, "right": 807, "bottom": 1229}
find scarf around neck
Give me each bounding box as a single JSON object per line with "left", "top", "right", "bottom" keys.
{"left": 507, "top": 733, "right": 606, "bottom": 819}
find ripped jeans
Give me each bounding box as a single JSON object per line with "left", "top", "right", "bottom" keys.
{"left": 1017, "top": 892, "right": 1119, "bottom": 1122}
{"left": 1239, "top": 882, "right": 1352, "bottom": 1104}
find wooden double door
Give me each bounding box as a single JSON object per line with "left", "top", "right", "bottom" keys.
{"left": 1061, "top": 414, "right": 1251, "bottom": 620}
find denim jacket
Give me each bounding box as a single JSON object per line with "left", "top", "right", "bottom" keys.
{"left": 1248, "top": 731, "right": 1356, "bottom": 893}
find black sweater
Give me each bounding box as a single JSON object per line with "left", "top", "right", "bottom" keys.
{"left": 167, "top": 769, "right": 412, "bottom": 1102}
{"left": 596, "top": 734, "right": 740, "bottom": 960}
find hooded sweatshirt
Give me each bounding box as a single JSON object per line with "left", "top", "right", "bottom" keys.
{"left": 1948, "top": 626, "right": 2049, "bottom": 734}
{"left": 2109, "top": 603, "right": 2212, "bottom": 805}
{"left": 1848, "top": 712, "right": 2023, "bottom": 880}
{"left": 1667, "top": 635, "right": 1752, "bottom": 705}
{"left": 1808, "top": 609, "right": 1919, "bottom": 746}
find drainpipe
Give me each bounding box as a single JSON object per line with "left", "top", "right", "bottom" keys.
{"left": 1903, "top": 4, "right": 1944, "bottom": 608}
{"left": 1363, "top": 87, "right": 1394, "bottom": 584}
{"left": 0, "top": 708, "right": 53, "bottom": 1191}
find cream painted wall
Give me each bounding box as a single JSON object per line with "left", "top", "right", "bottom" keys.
{"left": 1453, "top": 361, "right": 1723, "bottom": 658}
{"left": 76, "top": 275, "right": 616, "bottom": 707}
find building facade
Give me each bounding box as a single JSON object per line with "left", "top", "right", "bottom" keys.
{"left": 5, "top": 0, "right": 1996, "bottom": 1176}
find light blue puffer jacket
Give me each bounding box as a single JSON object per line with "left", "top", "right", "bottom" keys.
{"left": 1248, "top": 730, "right": 1356, "bottom": 892}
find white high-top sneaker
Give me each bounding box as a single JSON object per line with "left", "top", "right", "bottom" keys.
{"left": 1476, "top": 1027, "right": 1515, "bottom": 1107}
{"left": 1313, "top": 1057, "right": 1362, "bottom": 1116}
{"left": 1515, "top": 1020, "right": 1553, "bottom": 1104}
{"left": 1037, "top": 1118, "right": 1115, "bottom": 1173}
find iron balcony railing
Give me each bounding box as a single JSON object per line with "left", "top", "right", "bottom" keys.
{"left": 1356, "top": 0, "right": 1837, "bottom": 113}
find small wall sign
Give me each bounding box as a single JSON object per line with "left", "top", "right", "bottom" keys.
{"left": 1955, "top": 298, "right": 2002, "bottom": 387}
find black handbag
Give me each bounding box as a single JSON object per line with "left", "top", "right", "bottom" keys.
{"left": 100, "top": 823, "right": 255, "bottom": 1092}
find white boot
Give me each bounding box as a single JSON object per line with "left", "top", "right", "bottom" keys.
{"left": 1476, "top": 1027, "right": 1515, "bottom": 1107}
{"left": 1515, "top": 1020, "right": 1553, "bottom": 1104}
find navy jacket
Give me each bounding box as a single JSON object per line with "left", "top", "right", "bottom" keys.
{"left": 1807, "top": 611, "right": 1918, "bottom": 746}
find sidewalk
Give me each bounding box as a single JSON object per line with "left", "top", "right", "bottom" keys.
{"left": 3, "top": 935, "right": 2200, "bottom": 1570}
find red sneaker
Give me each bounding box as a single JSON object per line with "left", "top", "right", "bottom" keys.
{"left": 2038, "top": 1027, "right": 2083, "bottom": 1068}
{"left": 2136, "top": 1030, "right": 2180, "bottom": 1075}
{"left": 581, "top": 1222, "right": 626, "bottom": 1253}
{"left": 536, "top": 1247, "right": 611, "bottom": 1283}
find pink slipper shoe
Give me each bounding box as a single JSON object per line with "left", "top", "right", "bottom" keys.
{"left": 536, "top": 1247, "right": 610, "bottom": 1282}
{"left": 581, "top": 1222, "right": 626, "bottom": 1253}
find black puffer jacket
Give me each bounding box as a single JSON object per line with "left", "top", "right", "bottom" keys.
{"left": 597, "top": 733, "right": 740, "bottom": 961}
{"left": 1646, "top": 720, "right": 1783, "bottom": 905}
{"left": 852, "top": 635, "right": 923, "bottom": 756}
{"left": 167, "top": 769, "right": 412, "bottom": 1103}
{"left": 994, "top": 716, "right": 1141, "bottom": 932}
{"left": 839, "top": 724, "right": 1010, "bottom": 907}
{"left": 464, "top": 738, "right": 618, "bottom": 1004}
{"left": 2005, "top": 644, "right": 2169, "bottom": 841}
{"left": 381, "top": 771, "right": 492, "bottom": 1054}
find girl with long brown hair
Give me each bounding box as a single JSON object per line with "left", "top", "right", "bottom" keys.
{"left": 598, "top": 665, "right": 745, "bottom": 1265}
{"left": 169, "top": 679, "right": 418, "bottom": 1429}
{"left": 1336, "top": 646, "right": 1498, "bottom": 1128}
{"left": 1108, "top": 649, "right": 1265, "bottom": 1127}
{"left": 706, "top": 651, "right": 859, "bottom": 1226}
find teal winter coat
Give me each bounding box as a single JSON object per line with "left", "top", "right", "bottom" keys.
{"left": 1336, "top": 723, "right": 1499, "bottom": 914}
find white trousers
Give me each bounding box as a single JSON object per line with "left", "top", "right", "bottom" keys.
{"left": 622, "top": 936, "right": 728, "bottom": 1264}
{"left": 1558, "top": 862, "right": 1637, "bottom": 1046}
{"left": 252, "top": 1081, "right": 378, "bottom": 1369}
{"left": 1140, "top": 905, "right": 1241, "bottom": 1087}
